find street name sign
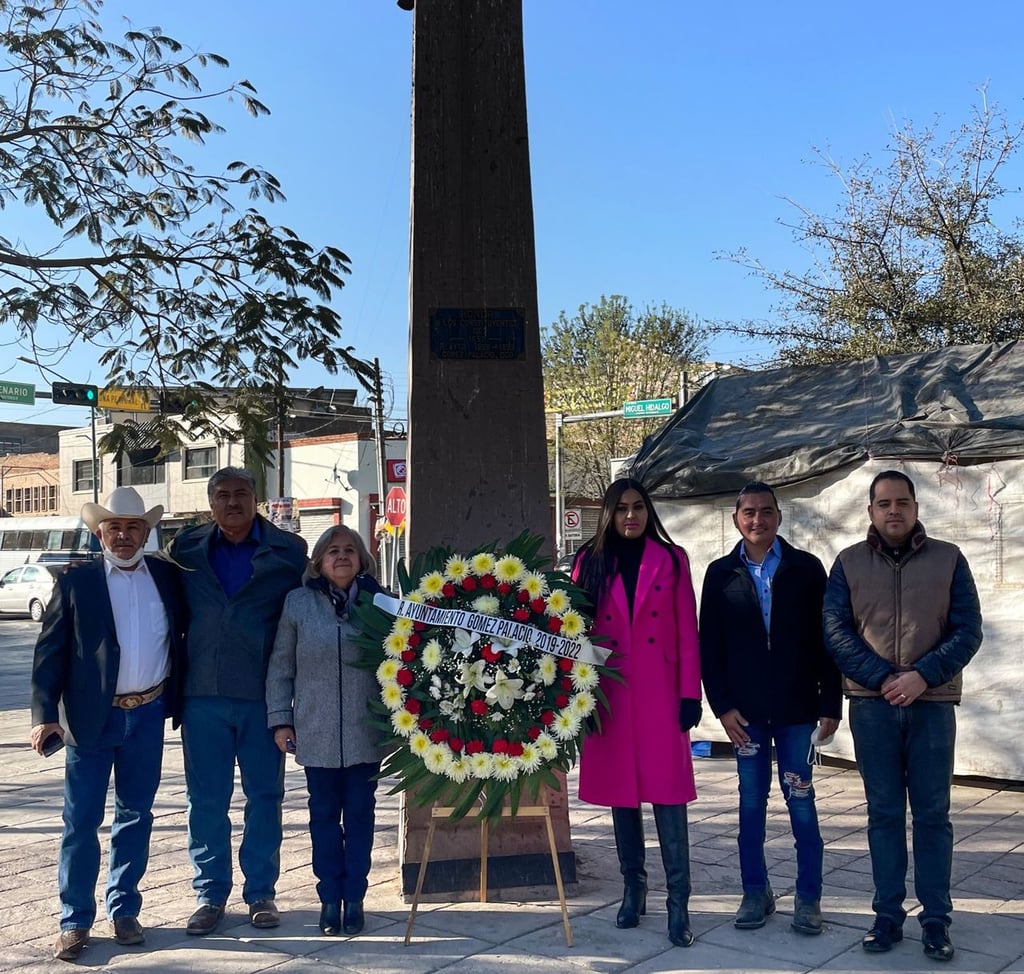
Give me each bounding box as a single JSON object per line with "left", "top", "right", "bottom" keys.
{"left": 0, "top": 381, "right": 35, "bottom": 405}
{"left": 622, "top": 397, "right": 673, "bottom": 419}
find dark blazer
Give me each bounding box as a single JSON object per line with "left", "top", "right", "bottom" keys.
{"left": 699, "top": 535, "right": 842, "bottom": 726}
{"left": 30, "top": 556, "right": 188, "bottom": 748}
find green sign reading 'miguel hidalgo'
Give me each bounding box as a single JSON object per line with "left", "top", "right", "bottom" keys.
{"left": 0, "top": 381, "right": 35, "bottom": 405}
{"left": 623, "top": 397, "right": 673, "bottom": 419}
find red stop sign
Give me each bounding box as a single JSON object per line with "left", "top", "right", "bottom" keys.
{"left": 385, "top": 486, "right": 407, "bottom": 526}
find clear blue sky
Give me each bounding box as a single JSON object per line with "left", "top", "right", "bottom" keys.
{"left": 5, "top": 0, "right": 1024, "bottom": 430}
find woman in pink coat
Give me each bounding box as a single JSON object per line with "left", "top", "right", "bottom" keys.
{"left": 573, "top": 478, "right": 702, "bottom": 948}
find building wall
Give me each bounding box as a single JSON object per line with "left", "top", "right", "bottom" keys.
{"left": 0, "top": 453, "right": 60, "bottom": 516}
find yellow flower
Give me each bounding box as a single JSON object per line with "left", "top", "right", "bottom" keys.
{"left": 470, "top": 552, "right": 496, "bottom": 575}
{"left": 444, "top": 555, "right": 470, "bottom": 581}
{"left": 391, "top": 710, "right": 418, "bottom": 737}
{"left": 521, "top": 572, "right": 548, "bottom": 598}
{"left": 469, "top": 752, "right": 494, "bottom": 779}
{"left": 494, "top": 555, "right": 526, "bottom": 584}
{"left": 405, "top": 590, "right": 425, "bottom": 604}
{"left": 472, "top": 594, "right": 500, "bottom": 616}
{"left": 420, "top": 571, "right": 446, "bottom": 597}
{"left": 559, "top": 609, "right": 585, "bottom": 637}
{"left": 421, "top": 639, "right": 443, "bottom": 672}
{"left": 380, "top": 682, "right": 404, "bottom": 709}
{"left": 376, "top": 659, "right": 401, "bottom": 683}
{"left": 424, "top": 744, "right": 450, "bottom": 774}
{"left": 535, "top": 732, "right": 558, "bottom": 760}
{"left": 491, "top": 754, "right": 520, "bottom": 781}
{"left": 552, "top": 709, "right": 582, "bottom": 741}
{"left": 446, "top": 755, "right": 472, "bottom": 783}
{"left": 571, "top": 691, "right": 596, "bottom": 717}
{"left": 409, "top": 731, "right": 431, "bottom": 756}
{"left": 392, "top": 617, "right": 415, "bottom": 636}
{"left": 535, "top": 655, "right": 558, "bottom": 686}
{"left": 571, "top": 661, "right": 600, "bottom": 690}
{"left": 384, "top": 632, "right": 408, "bottom": 657}
{"left": 546, "top": 589, "right": 570, "bottom": 614}
{"left": 518, "top": 741, "right": 543, "bottom": 773}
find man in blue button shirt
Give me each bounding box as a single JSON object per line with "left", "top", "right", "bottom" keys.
{"left": 699, "top": 482, "right": 841, "bottom": 936}
{"left": 168, "top": 467, "right": 307, "bottom": 936}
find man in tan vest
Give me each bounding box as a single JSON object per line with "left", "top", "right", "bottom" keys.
{"left": 822, "top": 470, "right": 982, "bottom": 963}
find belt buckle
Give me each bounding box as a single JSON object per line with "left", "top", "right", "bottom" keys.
{"left": 118, "top": 693, "right": 143, "bottom": 710}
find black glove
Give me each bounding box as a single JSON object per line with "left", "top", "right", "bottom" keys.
{"left": 678, "top": 698, "right": 703, "bottom": 733}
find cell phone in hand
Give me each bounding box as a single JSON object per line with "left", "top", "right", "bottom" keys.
{"left": 42, "top": 731, "right": 64, "bottom": 757}
{"left": 285, "top": 738, "right": 296, "bottom": 753}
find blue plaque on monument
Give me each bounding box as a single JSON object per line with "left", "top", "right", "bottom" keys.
{"left": 429, "top": 308, "right": 526, "bottom": 360}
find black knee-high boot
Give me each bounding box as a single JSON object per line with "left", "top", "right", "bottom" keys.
{"left": 653, "top": 802, "right": 694, "bottom": 947}
{"left": 611, "top": 806, "right": 648, "bottom": 928}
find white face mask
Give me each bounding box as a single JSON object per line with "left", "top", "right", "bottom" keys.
{"left": 102, "top": 546, "right": 146, "bottom": 569}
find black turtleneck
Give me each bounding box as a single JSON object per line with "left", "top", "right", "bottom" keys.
{"left": 608, "top": 533, "right": 645, "bottom": 617}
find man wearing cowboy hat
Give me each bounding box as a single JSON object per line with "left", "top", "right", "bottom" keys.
{"left": 30, "top": 487, "right": 186, "bottom": 962}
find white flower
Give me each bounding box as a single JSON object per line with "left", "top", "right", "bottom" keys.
{"left": 546, "top": 589, "right": 570, "bottom": 614}
{"left": 570, "top": 660, "right": 600, "bottom": 690}
{"left": 521, "top": 572, "right": 548, "bottom": 598}
{"left": 494, "top": 555, "right": 526, "bottom": 584}
{"left": 446, "top": 755, "right": 472, "bottom": 783}
{"left": 409, "top": 731, "right": 431, "bottom": 756}
{"left": 392, "top": 617, "right": 415, "bottom": 636}
{"left": 559, "top": 609, "right": 585, "bottom": 638}
{"left": 486, "top": 669, "right": 525, "bottom": 710}
{"left": 470, "top": 552, "right": 496, "bottom": 575}
{"left": 384, "top": 633, "right": 408, "bottom": 658}
{"left": 405, "top": 590, "right": 425, "bottom": 604}
{"left": 518, "top": 741, "right": 543, "bottom": 773}
{"left": 421, "top": 639, "right": 443, "bottom": 672}
{"left": 491, "top": 754, "right": 520, "bottom": 781}
{"left": 380, "top": 682, "right": 404, "bottom": 710}
{"left": 571, "top": 690, "right": 596, "bottom": 717}
{"left": 376, "top": 659, "right": 401, "bottom": 684}
{"left": 552, "top": 708, "right": 583, "bottom": 741}
{"left": 391, "top": 710, "right": 418, "bottom": 737}
{"left": 424, "top": 744, "right": 450, "bottom": 774}
{"left": 535, "top": 732, "right": 559, "bottom": 760}
{"left": 452, "top": 628, "right": 479, "bottom": 658}
{"left": 444, "top": 555, "right": 470, "bottom": 581}
{"left": 469, "top": 752, "right": 494, "bottom": 779}
{"left": 457, "top": 659, "right": 489, "bottom": 693}
{"left": 420, "top": 571, "right": 446, "bottom": 598}
{"left": 472, "top": 594, "right": 500, "bottom": 615}
{"left": 535, "top": 655, "right": 558, "bottom": 686}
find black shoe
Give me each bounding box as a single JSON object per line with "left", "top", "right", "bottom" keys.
{"left": 862, "top": 916, "right": 903, "bottom": 952}
{"left": 922, "top": 920, "right": 954, "bottom": 961}
{"left": 249, "top": 899, "right": 280, "bottom": 929}
{"left": 615, "top": 883, "right": 648, "bottom": 929}
{"left": 111, "top": 916, "right": 145, "bottom": 946}
{"left": 342, "top": 900, "right": 364, "bottom": 935}
{"left": 186, "top": 903, "right": 225, "bottom": 936}
{"left": 791, "top": 896, "right": 823, "bottom": 936}
{"left": 318, "top": 902, "right": 341, "bottom": 936}
{"left": 734, "top": 887, "right": 776, "bottom": 929}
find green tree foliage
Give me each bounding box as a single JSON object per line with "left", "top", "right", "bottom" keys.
{"left": 543, "top": 295, "right": 708, "bottom": 497}
{"left": 0, "top": 0, "right": 372, "bottom": 456}
{"left": 724, "top": 92, "right": 1024, "bottom": 365}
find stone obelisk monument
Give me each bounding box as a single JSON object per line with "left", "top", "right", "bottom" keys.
{"left": 402, "top": 0, "right": 573, "bottom": 894}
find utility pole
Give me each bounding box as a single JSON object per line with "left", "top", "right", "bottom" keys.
{"left": 371, "top": 358, "right": 389, "bottom": 580}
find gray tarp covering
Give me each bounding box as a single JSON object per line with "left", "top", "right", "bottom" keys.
{"left": 631, "top": 340, "right": 1024, "bottom": 498}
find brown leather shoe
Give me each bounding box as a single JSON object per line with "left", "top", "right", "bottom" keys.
{"left": 249, "top": 899, "right": 280, "bottom": 928}
{"left": 53, "top": 928, "right": 89, "bottom": 961}
{"left": 186, "top": 903, "right": 224, "bottom": 936}
{"left": 112, "top": 916, "right": 145, "bottom": 945}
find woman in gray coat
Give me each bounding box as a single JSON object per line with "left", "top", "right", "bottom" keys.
{"left": 266, "top": 526, "right": 385, "bottom": 937}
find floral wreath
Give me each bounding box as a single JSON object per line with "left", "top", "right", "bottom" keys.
{"left": 352, "top": 532, "right": 614, "bottom": 821}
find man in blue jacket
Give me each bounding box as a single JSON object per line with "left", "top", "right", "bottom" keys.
{"left": 700, "top": 482, "right": 841, "bottom": 936}
{"left": 169, "top": 467, "right": 307, "bottom": 936}
{"left": 31, "top": 488, "right": 186, "bottom": 961}
{"left": 823, "top": 470, "right": 982, "bottom": 962}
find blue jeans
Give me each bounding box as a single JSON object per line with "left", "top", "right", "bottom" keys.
{"left": 849, "top": 696, "right": 956, "bottom": 927}
{"left": 305, "top": 763, "right": 380, "bottom": 904}
{"left": 181, "top": 696, "right": 285, "bottom": 906}
{"left": 735, "top": 721, "right": 823, "bottom": 900}
{"left": 58, "top": 695, "right": 165, "bottom": 930}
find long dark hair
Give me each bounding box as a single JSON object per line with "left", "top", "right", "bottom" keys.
{"left": 574, "top": 477, "right": 679, "bottom": 603}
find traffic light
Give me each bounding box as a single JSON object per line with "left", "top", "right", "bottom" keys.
{"left": 51, "top": 382, "right": 98, "bottom": 406}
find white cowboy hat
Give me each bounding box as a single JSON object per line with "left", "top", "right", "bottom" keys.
{"left": 81, "top": 487, "right": 164, "bottom": 532}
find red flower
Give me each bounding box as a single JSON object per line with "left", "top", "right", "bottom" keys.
{"left": 405, "top": 698, "right": 422, "bottom": 715}
{"left": 430, "top": 728, "right": 450, "bottom": 743}
{"left": 465, "top": 740, "right": 484, "bottom": 754}
{"left": 470, "top": 699, "right": 488, "bottom": 716}
{"left": 481, "top": 645, "right": 502, "bottom": 663}
{"left": 560, "top": 676, "right": 573, "bottom": 691}
{"left": 413, "top": 620, "right": 427, "bottom": 631}
{"left": 491, "top": 738, "right": 509, "bottom": 753}
{"left": 419, "top": 718, "right": 433, "bottom": 730}
{"left": 540, "top": 710, "right": 555, "bottom": 725}
{"left": 396, "top": 669, "right": 414, "bottom": 686}
{"left": 461, "top": 576, "right": 478, "bottom": 592}
{"left": 548, "top": 617, "right": 563, "bottom": 634}
{"left": 530, "top": 597, "right": 547, "bottom": 614}
{"left": 558, "top": 657, "right": 573, "bottom": 671}
{"left": 527, "top": 726, "right": 542, "bottom": 740}
{"left": 497, "top": 582, "right": 512, "bottom": 596}
{"left": 555, "top": 694, "right": 570, "bottom": 708}
{"left": 442, "top": 582, "right": 456, "bottom": 598}
{"left": 508, "top": 742, "right": 524, "bottom": 757}
{"left": 513, "top": 607, "right": 531, "bottom": 622}
{"left": 401, "top": 649, "right": 416, "bottom": 662}
{"left": 517, "top": 589, "right": 531, "bottom": 604}
{"left": 408, "top": 633, "right": 421, "bottom": 648}
{"left": 448, "top": 737, "right": 464, "bottom": 753}
{"left": 480, "top": 574, "right": 497, "bottom": 589}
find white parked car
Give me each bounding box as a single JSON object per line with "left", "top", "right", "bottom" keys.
{"left": 0, "top": 564, "right": 59, "bottom": 622}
